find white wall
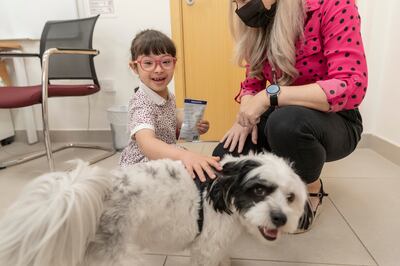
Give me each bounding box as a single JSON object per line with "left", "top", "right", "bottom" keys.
{"left": 358, "top": 0, "right": 400, "bottom": 146}
{"left": 9, "top": 0, "right": 400, "bottom": 146}
{"left": 10, "top": 0, "right": 172, "bottom": 131}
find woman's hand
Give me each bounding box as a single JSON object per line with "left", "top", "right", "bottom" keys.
{"left": 237, "top": 90, "right": 269, "bottom": 127}
{"left": 221, "top": 121, "right": 258, "bottom": 154}
{"left": 197, "top": 119, "right": 209, "bottom": 135}
{"left": 180, "top": 151, "right": 222, "bottom": 182}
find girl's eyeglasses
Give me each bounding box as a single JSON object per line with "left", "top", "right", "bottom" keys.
{"left": 134, "top": 56, "right": 177, "bottom": 72}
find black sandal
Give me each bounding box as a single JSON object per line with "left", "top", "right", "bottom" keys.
{"left": 295, "top": 179, "right": 328, "bottom": 233}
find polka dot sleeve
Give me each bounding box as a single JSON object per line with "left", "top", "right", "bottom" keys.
{"left": 316, "top": 0, "right": 368, "bottom": 111}
{"left": 234, "top": 65, "right": 267, "bottom": 103}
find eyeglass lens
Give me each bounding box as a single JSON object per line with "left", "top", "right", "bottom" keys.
{"left": 140, "top": 56, "right": 175, "bottom": 71}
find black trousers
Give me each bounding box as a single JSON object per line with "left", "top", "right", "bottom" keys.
{"left": 212, "top": 106, "right": 363, "bottom": 184}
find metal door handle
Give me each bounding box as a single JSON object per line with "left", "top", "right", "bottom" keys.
{"left": 186, "top": 0, "right": 195, "bottom": 6}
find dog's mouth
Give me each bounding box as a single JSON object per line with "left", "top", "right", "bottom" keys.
{"left": 258, "top": 226, "right": 278, "bottom": 241}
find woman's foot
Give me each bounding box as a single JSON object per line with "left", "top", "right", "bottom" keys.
{"left": 295, "top": 179, "right": 328, "bottom": 234}
{"left": 307, "top": 179, "right": 323, "bottom": 211}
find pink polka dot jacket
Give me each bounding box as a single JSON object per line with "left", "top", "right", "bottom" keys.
{"left": 236, "top": 0, "right": 368, "bottom": 112}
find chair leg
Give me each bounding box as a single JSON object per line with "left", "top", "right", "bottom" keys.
{"left": 0, "top": 143, "right": 116, "bottom": 170}
{"left": 0, "top": 92, "right": 115, "bottom": 170}
{"left": 0, "top": 99, "right": 115, "bottom": 170}
{"left": 40, "top": 53, "right": 55, "bottom": 172}
{"left": 41, "top": 98, "right": 55, "bottom": 171}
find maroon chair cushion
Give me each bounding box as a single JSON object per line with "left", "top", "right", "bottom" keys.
{"left": 0, "top": 84, "right": 100, "bottom": 109}
{"left": 0, "top": 86, "right": 42, "bottom": 108}
{"left": 48, "top": 84, "right": 100, "bottom": 97}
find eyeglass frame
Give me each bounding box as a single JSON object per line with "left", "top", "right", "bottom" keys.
{"left": 133, "top": 55, "right": 177, "bottom": 72}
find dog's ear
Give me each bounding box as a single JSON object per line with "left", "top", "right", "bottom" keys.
{"left": 207, "top": 159, "right": 261, "bottom": 214}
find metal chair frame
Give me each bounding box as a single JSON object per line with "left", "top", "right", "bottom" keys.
{"left": 0, "top": 16, "right": 115, "bottom": 171}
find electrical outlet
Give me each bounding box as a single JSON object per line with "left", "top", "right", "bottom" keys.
{"left": 100, "top": 79, "right": 116, "bottom": 92}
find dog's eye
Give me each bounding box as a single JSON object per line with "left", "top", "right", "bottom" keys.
{"left": 287, "top": 192, "right": 295, "bottom": 203}
{"left": 253, "top": 186, "right": 267, "bottom": 197}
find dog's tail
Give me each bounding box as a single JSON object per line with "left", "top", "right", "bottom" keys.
{"left": 0, "top": 160, "right": 112, "bottom": 266}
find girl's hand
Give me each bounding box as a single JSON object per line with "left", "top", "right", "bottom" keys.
{"left": 237, "top": 90, "right": 269, "bottom": 127}
{"left": 221, "top": 121, "right": 258, "bottom": 154}
{"left": 197, "top": 120, "right": 209, "bottom": 135}
{"left": 181, "top": 151, "right": 222, "bottom": 182}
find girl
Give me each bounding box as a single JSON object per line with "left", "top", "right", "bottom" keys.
{"left": 120, "top": 29, "right": 221, "bottom": 182}
{"left": 214, "top": 0, "right": 366, "bottom": 232}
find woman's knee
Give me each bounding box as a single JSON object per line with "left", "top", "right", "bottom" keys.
{"left": 266, "top": 106, "right": 312, "bottom": 145}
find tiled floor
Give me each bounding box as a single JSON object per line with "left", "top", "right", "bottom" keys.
{"left": 0, "top": 141, "right": 399, "bottom": 266}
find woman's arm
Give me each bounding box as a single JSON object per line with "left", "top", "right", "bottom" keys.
{"left": 279, "top": 83, "right": 330, "bottom": 111}
{"left": 238, "top": 83, "right": 329, "bottom": 126}
{"left": 135, "top": 129, "right": 221, "bottom": 181}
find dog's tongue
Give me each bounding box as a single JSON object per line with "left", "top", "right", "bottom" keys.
{"left": 259, "top": 226, "right": 278, "bottom": 241}
{"left": 264, "top": 228, "right": 278, "bottom": 238}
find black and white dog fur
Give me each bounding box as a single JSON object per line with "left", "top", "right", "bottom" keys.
{"left": 0, "top": 152, "right": 307, "bottom": 266}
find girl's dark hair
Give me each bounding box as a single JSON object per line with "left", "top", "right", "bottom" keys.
{"left": 130, "top": 29, "right": 176, "bottom": 60}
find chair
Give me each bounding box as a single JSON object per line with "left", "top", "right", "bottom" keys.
{"left": 0, "top": 15, "right": 115, "bottom": 171}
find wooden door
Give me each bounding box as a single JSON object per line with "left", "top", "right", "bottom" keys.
{"left": 170, "top": 0, "right": 245, "bottom": 141}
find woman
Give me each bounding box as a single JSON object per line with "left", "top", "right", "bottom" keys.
{"left": 213, "top": 0, "right": 367, "bottom": 232}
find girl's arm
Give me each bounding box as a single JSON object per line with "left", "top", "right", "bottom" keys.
{"left": 135, "top": 129, "right": 221, "bottom": 181}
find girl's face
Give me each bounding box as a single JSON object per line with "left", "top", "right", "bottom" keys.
{"left": 130, "top": 53, "right": 176, "bottom": 98}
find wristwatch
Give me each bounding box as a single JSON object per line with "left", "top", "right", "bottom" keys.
{"left": 266, "top": 84, "right": 281, "bottom": 107}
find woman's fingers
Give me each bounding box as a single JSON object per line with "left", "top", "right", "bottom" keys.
{"left": 229, "top": 133, "right": 239, "bottom": 152}
{"left": 223, "top": 132, "right": 233, "bottom": 149}
{"left": 221, "top": 131, "right": 229, "bottom": 143}
{"left": 251, "top": 125, "right": 258, "bottom": 145}
{"left": 237, "top": 132, "right": 247, "bottom": 153}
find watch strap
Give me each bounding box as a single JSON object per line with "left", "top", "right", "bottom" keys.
{"left": 270, "top": 94, "right": 278, "bottom": 107}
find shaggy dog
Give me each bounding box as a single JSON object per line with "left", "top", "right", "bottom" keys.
{"left": 0, "top": 152, "right": 307, "bottom": 266}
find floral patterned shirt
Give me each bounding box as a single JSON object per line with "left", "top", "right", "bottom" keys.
{"left": 119, "top": 83, "right": 177, "bottom": 167}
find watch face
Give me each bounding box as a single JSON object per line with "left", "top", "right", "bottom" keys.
{"left": 267, "top": 84, "right": 280, "bottom": 94}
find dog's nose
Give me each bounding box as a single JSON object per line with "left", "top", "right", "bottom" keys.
{"left": 271, "top": 211, "right": 287, "bottom": 227}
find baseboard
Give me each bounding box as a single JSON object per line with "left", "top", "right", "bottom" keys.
{"left": 358, "top": 133, "right": 400, "bottom": 166}
{"left": 14, "top": 130, "right": 113, "bottom": 144}
{"left": 14, "top": 131, "right": 400, "bottom": 166}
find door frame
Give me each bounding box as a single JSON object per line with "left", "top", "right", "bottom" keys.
{"left": 170, "top": 0, "right": 185, "bottom": 108}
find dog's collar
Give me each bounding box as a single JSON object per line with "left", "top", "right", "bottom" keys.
{"left": 193, "top": 178, "right": 207, "bottom": 235}
{"left": 193, "top": 170, "right": 221, "bottom": 236}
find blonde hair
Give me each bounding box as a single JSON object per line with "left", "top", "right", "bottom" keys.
{"left": 229, "top": 0, "right": 305, "bottom": 85}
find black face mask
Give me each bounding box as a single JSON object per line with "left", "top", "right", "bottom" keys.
{"left": 235, "top": 0, "right": 277, "bottom": 28}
